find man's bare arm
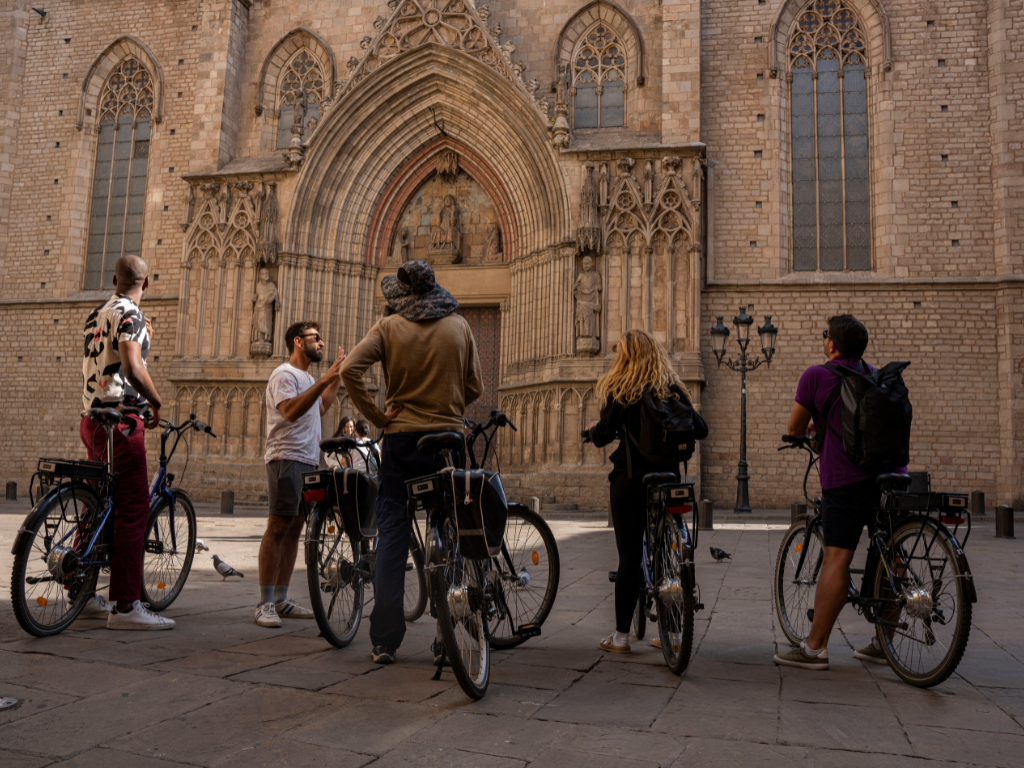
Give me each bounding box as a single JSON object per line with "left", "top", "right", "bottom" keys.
{"left": 278, "top": 351, "right": 345, "bottom": 423}
{"left": 119, "top": 340, "right": 162, "bottom": 427}
{"left": 788, "top": 402, "right": 813, "bottom": 438}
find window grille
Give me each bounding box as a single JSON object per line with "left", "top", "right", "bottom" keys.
{"left": 276, "top": 51, "right": 325, "bottom": 149}
{"left": 572, "top": 24, "right": 626, "bottom": 129}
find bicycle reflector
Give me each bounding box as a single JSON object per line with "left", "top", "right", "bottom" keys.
{"left": 668, "top": 503, "right": 693, "bottom": 516}
{"left": 303, "top": 489, "right": 325, "bottom": 503}
{"left": 941, "top": 494, "right": 968, "bottom": 525}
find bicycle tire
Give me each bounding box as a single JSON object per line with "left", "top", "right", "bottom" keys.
{"left": 873, "top": 516, "right": 972, "bottom": 688}
{"left": 487, "top": 503, "right": 561, "bottom": 649}
{"left": 306, "top": 504, "right": 363, "bottom": 648}
{"left": 404, "top": 537, "right": 427, "bottom": 622}
{"left": 633, "top": 593, "right": 647, "bottom": 640}
{"left": 654, "top": 514, "right": 695, "bottom": 674}
{"left": 140, "top": 491, "right": 197, "bottom": 611}
{"left": 774, "top": 518, "right": 825, "bottom": 646}
{"left": 11, "top": 484, "right": 102, "bottom": 637}
{"left": 430, "top": 521, "right": 490, "bottom": 700}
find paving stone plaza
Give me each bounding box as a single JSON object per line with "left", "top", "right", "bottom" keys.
{"left": 1, "top": 503, "right": 1022, "bottom": 767}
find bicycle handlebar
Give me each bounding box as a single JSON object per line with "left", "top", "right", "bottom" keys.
{"left": 160, "top": 415, "right": 217, "bottom": 439}
{"left": 778, "top": 434, "right": 810, "bottom": 451}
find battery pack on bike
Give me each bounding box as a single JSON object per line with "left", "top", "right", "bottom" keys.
{"left": 883, "top": 489, "right": 969, "bottom": 525}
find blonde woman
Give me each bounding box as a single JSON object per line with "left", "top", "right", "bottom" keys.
{"left": 584, "top": 330, "right": 708, "bottom": 653}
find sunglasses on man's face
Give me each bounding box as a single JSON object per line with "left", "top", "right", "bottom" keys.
{"left": 302, "top": 333, "right": 324, "bottom": 344}
{"left": 822, "top": 330, "right": 829, "bottom": 340}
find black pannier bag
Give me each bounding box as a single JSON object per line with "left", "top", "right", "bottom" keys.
{"left": 333, "top": 468, "right": 378, "bottom": 539}
{"left": 818, "top": 360, "right": 913, "bottom": 472}
{"left": 451, "top": 469, "right": 508, "bottom": 559}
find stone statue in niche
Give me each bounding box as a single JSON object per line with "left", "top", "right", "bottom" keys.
{"left": 574, "top": 255, "right": 602, "bottom": 356}
{"left": 250, "top": 267, "right": 279, "bottom": 358}
{"left": 429, "top": 194, "right": 462, "bottom": 264}
{"left": 485, "top": 221, "right": 503, "bottom": 261}
{"left": 398, "top": 227, "right": 410, "bottom": 263}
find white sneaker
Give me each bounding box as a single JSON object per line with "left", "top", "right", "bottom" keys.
{"left": 81, "top": 594, "right": 113, "bottom": 619}
{"left": 106, "top": 601, "right": 175, "bottom": 631}
{"left": 255, "top": 602, "right": 283, "bottom": 628}
{"left": 275, "top": 599, "right": 314, "bottom": 619}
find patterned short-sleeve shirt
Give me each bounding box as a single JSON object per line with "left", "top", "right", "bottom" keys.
{"left": 82, "top": 294, "right": 150, "bottom": 412}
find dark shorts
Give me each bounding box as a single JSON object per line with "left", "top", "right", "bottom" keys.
{"left": 267, "top": 459, "right": 316, "bottom": 517}
{"left": 821, "top": 476, "right": 880, "bottom": 550}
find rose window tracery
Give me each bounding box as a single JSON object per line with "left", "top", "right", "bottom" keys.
{"left": 788, "top": 0, "right": 871, "bottom": 272}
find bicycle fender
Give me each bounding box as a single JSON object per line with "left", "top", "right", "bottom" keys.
{"left": 10, "top": 486, "right": 64, "bottom": 555}
{"left": 681, "top": 559, "right": 696, "bottom": 591}
{"left": 945, "top": 532, "right": 977, "bottom": 604}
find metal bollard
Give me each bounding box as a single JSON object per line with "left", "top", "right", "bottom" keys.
{"left": 698, "top": 499, "right": 714, "bottom": 531}
{"left": 220, "top": 489, "right": 234, "bottom": 515}
{"left": 996, "top": 505, "right": 1014, "bottom": 539}
{"left": 971, "top": 490, "right": 986, "bottom": 517}
{"left": 791, "top": 502, "right": 807, "bottom": 525}
{"left": 5, "top": 481, "right": 15, "bottom": 501}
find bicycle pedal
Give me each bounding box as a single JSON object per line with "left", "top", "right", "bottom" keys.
{"left": 516, "top": 623, "right": 542, "bottom": 639}
{"left": 695, "top": 602, "right": 705, "bottom": 612}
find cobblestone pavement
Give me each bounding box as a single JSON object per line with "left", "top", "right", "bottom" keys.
{"left": 0, "top": 502, "right": 1022, "bottom": 767}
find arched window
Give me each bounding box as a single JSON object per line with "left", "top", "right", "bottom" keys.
{"left": 572, "top": 23, "right": 626, "bottom": 129}
{"left": 85, "top": 56, "right": 154, "bottom": 290}
{"left": 276, "top": 50, "right": 326, "bottom": 149}
{"left": 789, "top": 0, "right": 870, "bottom": 271}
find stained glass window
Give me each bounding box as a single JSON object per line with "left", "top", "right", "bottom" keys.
{"left": 572, "top": 24, "right": 626, "bottom": 129}
{"left": 276, "top": 51, "right": 325, "bottom": 149}
{"left": 789, "top": 0, "right": 871, "bottom": 271}
{"left": 85, "top": 57, "right": 154, "bottom": 290}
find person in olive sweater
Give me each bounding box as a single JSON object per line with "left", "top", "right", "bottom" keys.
{"left": 586, "top": 329, "right": 708, "bottom": 654}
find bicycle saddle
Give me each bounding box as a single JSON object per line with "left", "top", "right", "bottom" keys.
{"left": 87, "top": 407, "right": 124, "bottom": 426}
{"left": 876, "top": 473, "right": 912, "bottom": 491}
{"left": 416, "top": 431, "right": 464, "bottom": 454}
{"left": 320, "top": 436, "right": 358, "bottom": 453}
{"left": 642, "top": 472, "right": 678, "bottom": 486}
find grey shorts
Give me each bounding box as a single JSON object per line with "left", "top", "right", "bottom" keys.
{"left": 267, "top": 459, "right": 316, "bottom": 517}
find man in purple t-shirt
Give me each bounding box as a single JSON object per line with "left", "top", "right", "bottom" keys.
{"left": 774, "top": 314, "right": 895, "bottom": 671}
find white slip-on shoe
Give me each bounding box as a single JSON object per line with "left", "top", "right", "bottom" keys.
{"left": 81, "top": 594, "right": 113, "bottom": 619}
{"left": 106, "top": 601, "right": 175, "bottom": 631}
{"left": 275, "top": 599, "right": 315, "bottom": 619}
{"left": 255, "top": 602, "right": 283, "bottom": 628}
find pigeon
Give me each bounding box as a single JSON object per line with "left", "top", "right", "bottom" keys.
{"left": 212, "top": 555, "right": 244, "bottom": 581}
{"left": 709, "top": 546, "right": 732, "bottom": 563}
{"left": 195, "top": 539, "right": 209, "bottom": 553}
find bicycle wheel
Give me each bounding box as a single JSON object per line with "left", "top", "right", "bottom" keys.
{"left": 140, "top": 491, "right": 196, "bottom": 611}
{"left": 430, "top": 519, "right": 490, "bottom": 700}
{"left": 633, "top": 593, "right": 647, "bottom": 640}
{"left": 774, "top": 518, "right": 825, "bottom": 646}
{"left": 654, "top": 514, "right": 695, "bottom": 674}
{"left": 11, "top": 484, "right": 102, "bottom": 637}
{"left": 404, "top": 537, "right": 427, "bottom": 622}
{"left": 872, "top": 516, "right": 972, "bottom": 688}
{"left": 487, "top": 503, "right": 560, "bottom": 649}
{"left": 306, "top": 504, "right": 363, "bottom": 648}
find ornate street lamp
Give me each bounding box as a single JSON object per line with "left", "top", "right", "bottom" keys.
{"left": 710, "top": 308, "right": 780, "bottom": 513}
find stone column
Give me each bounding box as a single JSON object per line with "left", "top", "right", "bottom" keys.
{"left": 661, "top": 0, "right": 701, "bottom": 144}
{"left": 190, "top": 0, "right": 250, "bottom": 171}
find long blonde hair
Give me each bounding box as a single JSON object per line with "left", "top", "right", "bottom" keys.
{"left": 596, "top": 329, "right": 689, "bottom": 405}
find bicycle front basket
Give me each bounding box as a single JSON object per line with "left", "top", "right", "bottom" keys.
{"left": 451, "top": 470, "right": 508, "bottom": 559}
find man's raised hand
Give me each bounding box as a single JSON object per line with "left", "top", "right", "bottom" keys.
{"left": 325, "top": 347, "right": 346, "bottom": 383}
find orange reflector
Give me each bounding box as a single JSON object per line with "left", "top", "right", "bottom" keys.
{"left": 303, "top": 489, "right": 325, "bottom": 503}
{"left": 795, "top": 544, "right": 803, "bottom": 553}
{"left": 532, "top": 551, "right": 539, "bottom": 566}
{"left": 328, "top": 526, "right": 336, "bottom": 534}
{"left": 36, "top": 596, "right": 47, "bottom": 607}
{"left": 157, "top": 582, "right": 166, "bottom": 590}
{"left": 671, "top": 541, "right": 678, "bottom": 550}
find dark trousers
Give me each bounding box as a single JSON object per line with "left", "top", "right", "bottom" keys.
{"left": 369, "top": 432, "right": 465, "bottom": 650}
{"left": 609, "top": 468, "right": 678, "bottom": 634}
{"left": 80, "top": 414, "right": 150, "bottom": 603}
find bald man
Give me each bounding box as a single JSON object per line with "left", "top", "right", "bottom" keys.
{"left": 80, "top": 254, "right": 174, "bottom": 630}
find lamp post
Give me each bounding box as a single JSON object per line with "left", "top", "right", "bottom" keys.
{"left": 710, "top": 308, "right": 778, "bottom": 513}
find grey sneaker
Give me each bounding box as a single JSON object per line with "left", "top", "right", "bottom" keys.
{"left": 854, "top": 642, "right": 888, "bottom": 665}
{"left": 774, "top": 643, "right": 829, "bottom": 670}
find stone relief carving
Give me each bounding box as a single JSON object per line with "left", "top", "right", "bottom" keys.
{"left": 576, "top": 162, "right": 601, "bottom": 254}
{"left": 436, "top": 149, "right": 459, "bottom": 184}
{"left": 397, "top": 227, "right": 410, "bottom": 263}
{"left": 603, "top": 156, "right": 697, "bottom": 251}
{"left": 574, "top": 255, "right": 602, "bottom": 356}
{"left": 256, "top": 181, "right": 279, "bottom": 265}
{"left": 250, "top": 267, "right": 280, "bottom": 358}
{"left": 429, "top": 193, "right": 462, "bottom": 264}
{"left": 485, "top": 220, "right": 503, "bottom": 260}
{"left": 551, "top": 63, "right": 571, "bottom": 148}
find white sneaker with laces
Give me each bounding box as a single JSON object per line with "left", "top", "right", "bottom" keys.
{"left": 106, "top": 601, "right": 175, "bottom": 631}
{"left": 255, "top": 602, "right": 283, "bottom": 627}
{"left": 275, "top": 599, "right": 314, "bottom": 619}
{"left": 81, "top": 594, "right": 113, "bottom": 619}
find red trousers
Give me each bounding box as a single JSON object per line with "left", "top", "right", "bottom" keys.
{"left": 80, "top": 414, "right": 150, "bottom": 603}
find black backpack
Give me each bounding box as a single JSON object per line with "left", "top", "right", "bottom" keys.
{"left": 624, "top": 387, "right": 698, "bottom": 478}
{"left": 816, "top": 360, "right": 913, "bottom": 472}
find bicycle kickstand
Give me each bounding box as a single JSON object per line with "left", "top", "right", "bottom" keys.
{"left": 432, "top": 646, "right": 448, "bottom": 681}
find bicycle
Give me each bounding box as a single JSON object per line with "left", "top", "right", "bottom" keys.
{"left": 12, "top": 407, "right": 157, "bottom": 636}
{"left": 139, "top": 413, "right": 215, "bottom": 611}
{"left": 774, "top": 435, "right": 976, "bottom": 687}
{"left": 464, "top": 410, "right": 560, "bottom": 649}
{"left": 302, "top": 436, "right": 428, "bottom": 649}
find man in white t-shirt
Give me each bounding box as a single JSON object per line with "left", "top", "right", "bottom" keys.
{"left": 256, "top": 320, "right": 344, "bottom": 628}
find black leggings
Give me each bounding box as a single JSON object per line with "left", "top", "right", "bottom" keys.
{"left": 609, "top": 472, "right": 651, "bottom": 633}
